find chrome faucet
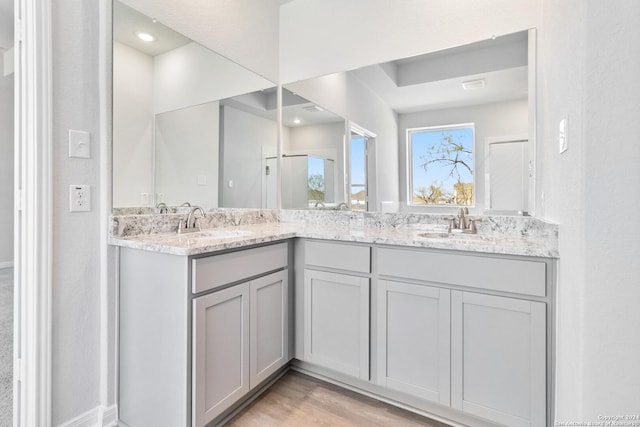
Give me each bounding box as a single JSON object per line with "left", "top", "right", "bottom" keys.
{"left": 180, "top": 202, "right": 191, "bottom": 207}
{"left": 442, "top": 207, "right": 482, "bottom": 233}
{"left": 187, "top": 207, "right": 205, "bottom": 228}
{"left": 315, "top": 201, "right": 326, "bottom": 208}
{"left": 178, "top": 207, "right": 205, "bottom": 234}
{"left": 335, "top": 202, "right": 349, "bottom": 210}
{"left": 156, "top": 202, "right": 169, "bottom": 214}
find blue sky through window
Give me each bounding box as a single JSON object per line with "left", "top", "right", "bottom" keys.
{"left": 351, "top": 137, "right": 366, "bottom": 186}
{"left": 410, "top": 126, "right": 474, "bottom": 204}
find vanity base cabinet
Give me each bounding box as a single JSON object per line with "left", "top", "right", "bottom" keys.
{"left": 249, "top": 271, "right": 289, "bottom": 388}
{"left": 118, "top": 248, "right": 189, "bottom": 427}
{"left": 451, "top": 291, "right": 546, "bottom": 427}
{"left": 193, "top": 270, "right": 289, "bottom": 427}
{"left": 193, "top": 283, "right": 250, "bottom": 427}
{"left": 303, "top": 269, "right": 370, "bottom": 381}
{"left": 118, "top": 242, "right": 290, "bottom": 427}
{"left": 376, "top": 280, "right": 451, "bottom": 406}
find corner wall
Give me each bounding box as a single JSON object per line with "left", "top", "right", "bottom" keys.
{"left": 52, "top": 1, "right": 103, "bottom": 423}
{"left": 540, "top": 0, "right": 640, "bottom": 422}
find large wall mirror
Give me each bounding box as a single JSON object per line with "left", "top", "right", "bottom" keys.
{"left": 112, "top": 0, "right": 278, "bottom": 211}
{"left": 280, "top": 88, "right": 347, "bottom": 209}
{"left": 281, "top": 29, "right": 535, "bottom": 215}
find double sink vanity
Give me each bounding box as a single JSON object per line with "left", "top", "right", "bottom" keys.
{"left": 110, "top": 209, "right": 557, "bottom": 427}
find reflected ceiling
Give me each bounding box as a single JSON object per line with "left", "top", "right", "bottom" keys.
{"left": 351, "top": 31, "right": 528, "bottom": 113}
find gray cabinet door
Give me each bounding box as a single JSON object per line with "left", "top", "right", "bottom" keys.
{"left": 250, "top": 270, "right": 289, "bottom": 388}
{"left": 304, "top": 269, "right": 370, "bottom": 380}
{"left": 193, "top": 283, "right": 250, "bottom": 427}
{"left": 377, "top": 280, "right": 451, "bottom": 405}
{"left": 451, "top": 291, "right": 546, "bottom": 427}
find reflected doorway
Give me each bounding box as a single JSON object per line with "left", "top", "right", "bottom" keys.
{"left": 349, "top": 125, "right": 375, "bottom": 211}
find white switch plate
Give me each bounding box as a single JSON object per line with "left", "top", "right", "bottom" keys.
{"left": 69, "top": 130, "right": 91, "bottom": 158}
{"left": 559, "top": 117, "right": 568, "bottom": 154}
{"left": 69, "top": 185, "right": 91, "bottom": 212}
{"left": 197, "top": 174, "right": 207, "bottom": 185}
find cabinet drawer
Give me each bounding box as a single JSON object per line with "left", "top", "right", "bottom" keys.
{"left": 192, "top": 243, "right": 288, "bottom": 293}
{"left": 377, "top": 247, "right": 546, "bottom": 297}
{"left": 305, "top": 240, "right": 370, "bottom": 273}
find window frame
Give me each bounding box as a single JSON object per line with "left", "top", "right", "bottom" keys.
{"left": 406, "top": 123, "right": 476, "bottom": 208}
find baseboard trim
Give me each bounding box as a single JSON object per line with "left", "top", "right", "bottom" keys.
{"left": 0, "top": 261, "right": 14, "bottom": 269}
{"left": 58, "top": 405, "right": 117, "bottom": 427}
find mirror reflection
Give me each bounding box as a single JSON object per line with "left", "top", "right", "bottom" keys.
{"left": 281, "top": 30, "right": 533, "bottom": 214}
{"left": 112, "top": 0, "right": 276, "bottom": 210}
{"left": 280, "top": 89, "right": 347, "bottom": 209}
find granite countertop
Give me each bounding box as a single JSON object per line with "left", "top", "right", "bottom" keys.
{"left": 108, "top": 221, "right": 559, "bottom": 258}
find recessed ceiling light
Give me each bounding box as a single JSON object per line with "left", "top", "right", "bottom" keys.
{"left": 293, "top": 118, "right": 301, "bottom": 124}
{"left": 462, "top": 79, "right": 486, "bottom": 90}
{"left": 136, "top": 31, "right": 156, "bottom": 42}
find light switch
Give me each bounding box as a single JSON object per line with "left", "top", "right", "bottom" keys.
{"left": 69, "top": 130, "right": 91, "bottom": 158}
{"left": 197, "top": 174, "right": 207, "bottom": 185}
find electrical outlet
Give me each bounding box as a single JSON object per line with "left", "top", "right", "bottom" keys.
{"left": 69, "top": 185, "right": 91, "bottom": 212}
{"left": 141, "top": 192, "right": 149, "bottom": 205}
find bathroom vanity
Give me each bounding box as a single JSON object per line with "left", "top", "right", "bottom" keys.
{"left": 112, "top": 211, "right": 557, "bottom": 427}
{"left": 118, "top": 241, "right": 292, "bottom": 427}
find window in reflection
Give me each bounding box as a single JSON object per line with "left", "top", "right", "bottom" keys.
{"left": 350, "top": 135, "right": 367, "bottom": 211}
{"left": 408, "top": 123, "right": 475, "bottom": 206}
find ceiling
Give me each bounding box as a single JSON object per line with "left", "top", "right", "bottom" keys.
{"left": 353, "top": 31, "right": 529, "bottom": 114}
{"left": 0, "top": 0, "right": 13, "bottom": 51}
{"left": 113, "top": 0, "right": 191, "bottom": 57}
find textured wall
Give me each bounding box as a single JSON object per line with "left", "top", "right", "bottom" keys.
{"left": 0, "top": 51, "right": 13, "bottom": 267}
{"left": 280, "top": 0, "right": 541, "bottom": 83}
{"left": 52, "top": 1, "right": 103, "bottom": 423}
{"left": 541, "top": 0, "right": 640, "bottom": 422}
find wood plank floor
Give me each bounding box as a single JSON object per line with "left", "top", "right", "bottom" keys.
{"left": 225, "top": 371, "right": 450, "bottom": 427}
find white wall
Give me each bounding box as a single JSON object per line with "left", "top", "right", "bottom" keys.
{"left": 112, "top": 42, "right": 153, "bottom": 207}
{"left": 280, "top": 0, "right": 541, "bottom": 83}
{"left": 155, "top": 101, "right": 219, "bottom": 208}
{"left": 0, "top": 49, "right": 13, "bottom": 267}
{"left": 153, "top": 42, "right": 274, "bottom": 115}
{"left": 398, "top": 99, "right": 528, "bottom": 213}
{"left": 220, "top": 105, "right": 278, "bottom": 208}
{"left": 52, "top": 1, "right": 103, "bottom": 423}
{"left": 540, "top": 0, "right": 640, "bottom": 422}
{"left": 121, "top": 0, "right": 280, "bottom": 82}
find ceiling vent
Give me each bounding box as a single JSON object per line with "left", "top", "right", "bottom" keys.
{"left": 302, "top": 104, "right": 324, "bottom": 113}
{"left": 462, "top": 79, "right": 486, "bottom": 90}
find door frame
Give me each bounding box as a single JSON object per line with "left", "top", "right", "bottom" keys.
{"left": 14, "top": 0, "right": 53, "bottom": 425}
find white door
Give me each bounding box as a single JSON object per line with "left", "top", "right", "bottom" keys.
{"left": 377, "top": 280, "right": 451, "bottom": 405}
{"left": 250, "top": 270, "right": 289, "bottom": 388}
{"left": 304, "top": 269, "right": 370, "bottom": 380}
{"left": 193, "top": 283, "right": 250, "bottom": 427}
{"left": 451, "top": 291, "right": 546, "bottom": 427}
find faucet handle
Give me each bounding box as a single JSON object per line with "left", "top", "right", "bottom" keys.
{"left": 467, "top": 217, "right": 483, "bottom": 234}
{"left": 441, "top": 216, "right": 457, "bottom": 232}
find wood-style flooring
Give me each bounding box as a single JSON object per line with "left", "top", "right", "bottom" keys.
{"left": 226, "top": 371, "right": 449, "bottom": 427}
